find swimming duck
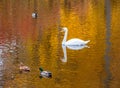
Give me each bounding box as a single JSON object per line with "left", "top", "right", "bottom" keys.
{"left": 39, "top": 67, "right": 52, "bottom": 78}
{"left": 19, "top": 62, "right": 30, "bottom": 72}
{"left": 32, "top": 12, "right": 37, "bottom": 19}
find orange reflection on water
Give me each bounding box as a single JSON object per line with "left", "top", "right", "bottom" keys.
{"left": 0, "top": 0, "right": 120, "bottom": 88}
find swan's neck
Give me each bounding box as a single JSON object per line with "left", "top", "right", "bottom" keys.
{"left": 62, "top": 29, "right": 68, "bottom": 45}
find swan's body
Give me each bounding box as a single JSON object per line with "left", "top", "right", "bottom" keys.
{"left": 65, "top": 38, "right": 89, "bottom": 46}
{"left": 61, "top": 27, "right": 90, "bottom": 46}
{"left": 66, "top": 44, "right": 89, "bottom": 50}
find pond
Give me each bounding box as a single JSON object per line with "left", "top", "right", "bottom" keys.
{"left": 0, "top": 0, "right": 120, "bottom": 88}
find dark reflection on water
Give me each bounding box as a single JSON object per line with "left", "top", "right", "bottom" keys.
{"left": 104, "top": 0, "right": 112, "bottom": 87}
{"left": 0, "top": 0, "right": 120, "bottom": 88}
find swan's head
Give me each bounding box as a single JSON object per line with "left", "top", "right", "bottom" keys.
{"left": 61, "top": 27, "right": 68, "bottom": 32}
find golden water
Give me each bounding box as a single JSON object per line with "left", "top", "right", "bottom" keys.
{"left": 0, "top": 0, "right": 120, "bottom": 88}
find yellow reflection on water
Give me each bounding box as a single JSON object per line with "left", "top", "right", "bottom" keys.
{"left": 60, "top": 0, "right": 106, "bottom": 88}
{"left": 110, "top": 1, "right": 120, "bottom": 88}
{"left": 1, "top": 0, "right": 120, "bottom": 88}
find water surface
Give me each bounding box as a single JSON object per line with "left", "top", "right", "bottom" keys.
{"left": 0, "top": 0, "right": 120, "bottom": 88}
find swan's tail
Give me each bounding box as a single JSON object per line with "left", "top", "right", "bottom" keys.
{"left": 85, "top": 45, "right": 90, "bottom": 48}
{"left": 85, "top": 40, "right": 90, "bottom": 44}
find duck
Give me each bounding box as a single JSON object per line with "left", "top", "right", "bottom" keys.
{"left": 19, "top": 62, "right": 30, "bottom": 72}
{"left": 39, "top": 67, "right": 52, "bottom": 78}
{"left": 32, "top": 12, "right": 37, "bottom": 19}
{"left": 61, "top": 27, "right": 90, "bottom": 46}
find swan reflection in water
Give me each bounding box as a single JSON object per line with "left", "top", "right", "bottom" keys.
{"left": 61, "top": 44, "right": 89, "bottom": 62}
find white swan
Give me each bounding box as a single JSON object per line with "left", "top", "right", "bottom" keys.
{"left": 61, "top": 27, "right": 90, "bottom": 46}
